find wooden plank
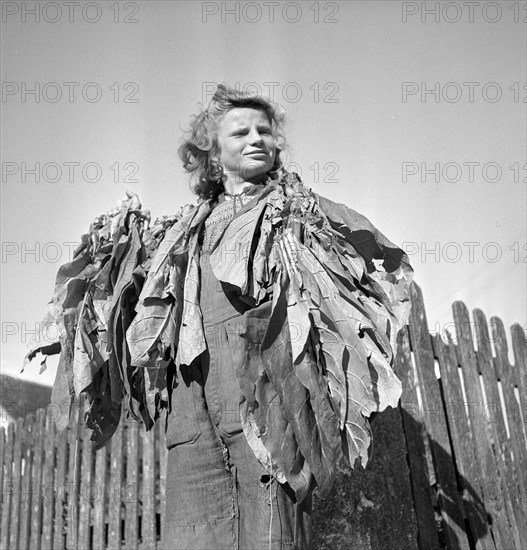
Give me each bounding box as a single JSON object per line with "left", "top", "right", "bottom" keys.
{"left": 510, "top": 323, "right": 527, "bottom": 445}
{"left": 158, "top": 420, "right": 168, "bottom": 547}
{"left": 142, "top": 426, "right": 156, "bottom": 548}
{"left": 408, "top": 284, "right": 469, "bottom": 549}
{"left": 452, "top": 302, "right": 515, "bottom": 549}
{"left": 53, "top": 420, "right": 69, "bottom": 550}
{"left": 491, "top": 316, "right": 527, "bottom": 539}
{"left": 395, "top": 326, "right": 440, "bottom": 550}
{"left": 18, "top": 415, "right": 34, "bottom": 550}
{"left": 1, "top": 423, "right": 15, "bottom": 549}
{"left": 125, "top": 420, "right": 139, "bottom": 550}
{"left": 154, "top": 420, "right": 160, "bottom": 545}
{"left": 77, "top": 426, "right": 94, "bottom": 550}
{"left": 8, "top": 417, "right": 23, "bottom": 550}
{"left": 41, "top": 417, "right": 56, "bottom": 549}
{"left": 432, "top": 333, "right": 495, "bottom": 550}
{"left": 65, "top": 404, "right": 81, "bottom": 550}
{"left": 29, "top": 412, "right": 45, "bottom": 550}
{"left": 0, "top": 427, "right": 5, "bottom": 531}
{"left": 108, "top": 421, "right": 124, "bottom": 550}
{"left": 474, "top": 309, "right": 526, "bottom": 547}
{"left": 313, "top": 399, "right": 420, "bottom": 549}
{"left": 92, "top": 443, "right": 108, "bottom": 550}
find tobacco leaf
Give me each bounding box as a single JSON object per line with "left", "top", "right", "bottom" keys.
{"left": 286, "top": 279, "right": 311, "bottom": 364}
{"left": 73, "top": 292, "right": 109, "bottom": 395}
{"left": 315, "top": 193, "right": 413, "bottom": 338}
{"left": 83, "top": 362, "right": 121, "bottom": 450}
{"left": 267, "top": 179, "right": 410, "bottom": 473}
{"left": 176, "top": 233, "right": 205, "bottom": 367}
{"left": 249, "top": 197, "right": 282, "bottom": 303}
{"left": 127, "top": 299, "right": 176, "bottom": 367}
{"left": 209, "top": 196, "right": 270, "bottom": 295}
{"left": 144, "top": 364, "right": 168, "bottom": 421}
{"left": 259, "top": 273, "right": 327, "bottom": 499}
{"left": 298, "top": 244, "right": 401, "bottom": 411}
{"left": 298, "top": 239, "right": 401, "bottom": 466}
{"left": 294, "top": 341, "right": 342, "bottom": 496}
{"left": 47, "top": 242, "right": 100, "bottom": 424}
{"left": 51, "top": 353, "right": 73, "bottom": 432}
{"left": 140, "top": 202, "right": 210, "bottom": 302}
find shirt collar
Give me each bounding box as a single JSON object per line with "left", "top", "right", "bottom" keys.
{"left": 218, "top": 175, "right": 275, "bottom": 204}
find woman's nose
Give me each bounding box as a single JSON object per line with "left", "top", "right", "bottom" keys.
{"left": 248, "top": 130, "right": 264, "bottom": 145}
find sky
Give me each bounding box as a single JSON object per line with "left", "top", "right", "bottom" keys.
{"left": 1, "top": 0, "right": 526, "bottom": 386}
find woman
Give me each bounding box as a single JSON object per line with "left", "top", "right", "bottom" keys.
{"left": 160, "top": 87, "right": 311, "bottom": 549}
{"left": 28, "top": 84, "right": 413, "bottom": 549}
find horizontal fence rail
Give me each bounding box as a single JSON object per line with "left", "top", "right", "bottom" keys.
{"left": 1, "top": 283, "right": 526, "bottom": 549}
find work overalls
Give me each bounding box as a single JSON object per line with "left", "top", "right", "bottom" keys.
{"left": 162, "top": 189, "right": 312, "bottom": 550}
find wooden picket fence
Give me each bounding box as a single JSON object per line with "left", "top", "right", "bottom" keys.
{"left": 0, "top": 282, "right": 526, "bottom": 549}
{"left": 398, "top": 284, "right": 527, "bottom": 550}
{"left": 0, "top": 405, "right": 167, "bottom": 550}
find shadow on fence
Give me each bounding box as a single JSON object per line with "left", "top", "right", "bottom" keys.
{"left": 1, "top": 282, "right": 526, "bottom": 549}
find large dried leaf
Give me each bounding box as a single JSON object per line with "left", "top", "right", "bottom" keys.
{"left": 144, "top": 364, "right": 168, "bottom": 421}
{"left": 209, "top": 192, "right": 271, "bottom": 294}
{"left": 127, "top": 299, "right": 176, "bottom": 367}
{"left": 140, "top": 202, "right": 209, "bottom": 301}
{"left": 260, "top": 274, "right": 330, "bottom": 499}
{"left": 73, "top": 292, "right": 108, "bottom": 395}
{"left": 176, "top": 235, "right": 205, "bottom": 366}
{"left": 294, "top": 340, "right": 342, "bottom": 487}
{"left": 315, "top": 193, "right": 413, "bottom": 336}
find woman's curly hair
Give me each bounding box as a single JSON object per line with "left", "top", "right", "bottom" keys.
{"left": 179, "top": 84, "right": 288, "bottom": 200}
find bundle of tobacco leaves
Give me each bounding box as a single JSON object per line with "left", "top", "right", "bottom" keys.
{"left": 25, "top": 192, "right": 194, "bottom": 449}
{"left": 202, "top": 172, "right": 413, "bottom": 498}
{"left": 26, "top": 174, "right": 413, "bottom": 499}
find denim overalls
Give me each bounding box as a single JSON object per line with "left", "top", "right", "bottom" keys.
{"left": 162, "top": 190, "right": 312, "bottom": 550}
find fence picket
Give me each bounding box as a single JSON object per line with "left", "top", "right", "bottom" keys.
{"left": 18, "top": 416, "right": 34, "bottom": 550}
{"left": 92, "top": 443, "right": 108, "bottom": 550}
{"left": 0, "top": 427, "right": 5, "bottom": 531}
{"left": 510, "top": 323, "right": 527, "bottom": 445}
{"left": 125, "top": 420, "right": 139, "bottom": 550}
{"left": 8, "top": 417, "right": 23, "bottom": 550}
{"left": 41, "top": 418, "right": 56, "bottom": 549}
{"left": 1, "top": 423, "right": 14, "bottom": 549}
{"left": 141, "top": 427, "right": 156, "bottom": 548}
{"left": 395, "top": 326, "right": 440, "bottom": 550}
{"left": 77, "top": 427, "right": 94, "bottom": 550}
{"left": 65, "top": 405, "right": 80, "bottom": 550}
{"left": 29, "top": 413, "right": 45, "bottom": 550}
{"left": 158, "top": 421, "right": 167, "bottom": 543}
{"left": 109, "top": 421, "right": 124, "bottom": 550}
{"left": 53, "top": 420, "right": 69, "bottom": 550}
{"left": 409, "top": 285, "right": 469, "bottom": 549}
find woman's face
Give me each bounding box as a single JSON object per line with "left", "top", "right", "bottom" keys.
{"left": 216, "top": 107, "right": 276, "bottom": 184}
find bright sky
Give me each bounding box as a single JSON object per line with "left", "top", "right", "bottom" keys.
{"left": 1, "top": 1, "right": 526, "bottom": 386}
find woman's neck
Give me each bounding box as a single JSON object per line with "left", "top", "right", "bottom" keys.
{"left": 222, "top": 172, "right": 268, "bottom": 195}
